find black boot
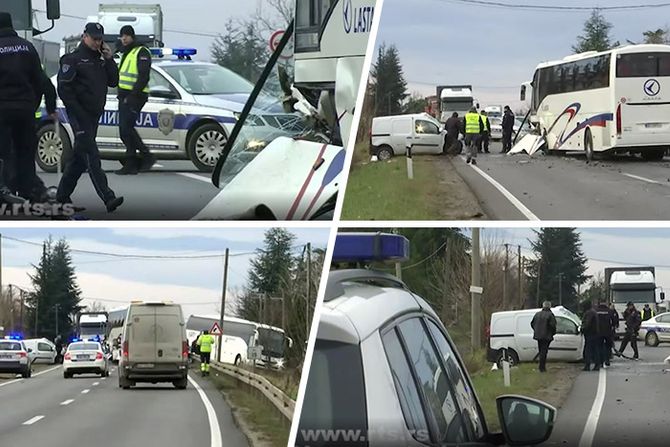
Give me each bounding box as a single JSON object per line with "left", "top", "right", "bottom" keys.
{"left": 105, "top": 196, "right": 124, "bottom": 213}
{"left": 138, "top": 153, "right": 156, "bottom": 172}
{"left": 115, "top": 158, "right": 139, "bottom": 175}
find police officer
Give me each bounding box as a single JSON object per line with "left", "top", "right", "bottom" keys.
{"left": 595, "top": 300, "right": 614, "bottom": 368}
{"left": 641, "top": 303, "right": 655, "bottom": 322}
{"left": 464, "top": 106, "right": 483, "bottom": 165}
{"left": 56, "top": 23, "right": 124, "bottom": 212}
{"left": 479, "top": 110, "right": 491, "bottom": 153}
{"left": 54, "top": 334, "right": 63, "bottom": 363}
{"left": 196, "top": 330, "right": 215, "bottom": 376}
{"left": 0, "top": 12, "right": 57, "bottom": 202}
{"left": 581, "top": 301, "right": 600, "bottom": 371}
{"left": 530, "top": 300, "right": 556, "bottom": 373}
{"left": 115, "top": 25, "right": 154, "bottom": 175}
{"left": 617, "top": 301, "right": 641, "bottom": 359}
{"left": 444, "top": 112, "right": 461, "bottom": 154}
{"left": 501, "top": 105, "right": 515, "bottom": 153}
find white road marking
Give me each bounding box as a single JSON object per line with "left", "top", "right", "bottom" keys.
{"left": 578, "top": 368, "right": 607, "bottom": 447}
{"left": 0, "top": 365, "right": 61, "bottom": 389}
{"left": 154, "top": 164, "right": 164, "bottom": 168}
{"left": 188, "top": 375, "right": 222, "bottom": 447}
{"left": 60, "top": 399, "right": 74, "bottom": 406}
{"left": 177, "top": 172, "right": 212, "bottom": 184}
{"left": 81, "top": 389, "right": 90, "bottom": 394}
{"left": 92, "top": 382, "right": 100, "bottom": 386}
{"left": 460, "top": 156, "right": 540, "bottom": 220}
{"left": 622, "top": 173, "right": 667, "bottom": 186}
{"left": 101, "top": 377, "right": 106, "bottom": 381}
{"left": 22, "top": 416, "right": 44, "bottom": 425}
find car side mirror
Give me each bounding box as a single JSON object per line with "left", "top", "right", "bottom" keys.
{"left": 150, "top": 86, "right": 179, "bottom": 99}
{"left": 497, "top": 395, "right": 556, "bottom": 446}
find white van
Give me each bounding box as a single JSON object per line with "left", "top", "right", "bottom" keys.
{"left": 487, "top": 306, "right": 584, "bottom": 366}
{"left": 370, "top": 113, "right": 446, "bottom": 160}
{"left": 23, "top": 338, "right": 57, "bottom": 364}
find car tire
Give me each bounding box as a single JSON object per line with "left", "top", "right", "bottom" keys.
{"left": 496, "top": 349, "right": 520, "bottom": 368}
{"left": 22, "top": 369, "right": 30, "bottom": 379}
{"left": 376, "top": 145, "right": 393, "bottom": 161}
{"left": 187, "top": 123, "right": 227, "bottom": 172}
{"left": 36, "top": 122, "right": 73, "bottom": 173}
{"left": 173, "top": 378, "right": 188, "bottom": 389}
{"left": 63, "top": 371, "right": 71, "bottom": 379}
{"left": 646, "top": 331, "right": 660, "bottom": 347}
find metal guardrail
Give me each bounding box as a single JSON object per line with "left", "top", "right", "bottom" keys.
{"left": 209, "top": 359, "right": 296, "bottom": 421}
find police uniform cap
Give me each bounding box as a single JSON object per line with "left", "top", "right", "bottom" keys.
{"left": 84, "top": 22, "right": 104, "bottom": 38}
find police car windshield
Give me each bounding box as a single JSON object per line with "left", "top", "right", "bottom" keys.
{"left": 161, "top": 64, "right": 254, "bottom": 95}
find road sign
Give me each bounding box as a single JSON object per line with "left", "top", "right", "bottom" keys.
{"left": 470, "top": 286, "right": 484, "bottom": 294}
{"left": 269, "top": 29, "right": 293, "bottom": 60}
{"left": 210, "top": 322, "right": 222, "bottom": 336}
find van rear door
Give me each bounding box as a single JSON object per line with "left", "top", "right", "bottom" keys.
{"left": 127, "top": 306, "right": 157, "bottom": 364}
{"left": 155, "top": 307, "right": 184, "bottom": 363}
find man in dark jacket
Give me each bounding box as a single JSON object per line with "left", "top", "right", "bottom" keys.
{"left": 56, "top": 23, "right": 124, "bottom": 212}
{"left": 501, "top": 106, "right": 515, "bottom": 153}
{"left": 444, "top": 112, "right": 462, "bottom": 154}
{"left": 581, "top": 301, "right": 600, "bottom": 371}
{"left": 0, "top": 12, "right": 57, "bottom": 203}
{"left": 595, "top": 301, "right": 614, "bottom": 368}
{"left": 115, "top": 25, "right": 154, "bottom": 175}
{"left": 618, "top": 301, "right": 641, "bottom": 359}
{"left": 530, "top": 301, "right": 557, "bottom": 372}
{"left": 478, "top": 110, "right": 491, "bottom": 153}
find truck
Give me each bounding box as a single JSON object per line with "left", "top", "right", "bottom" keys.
{"left": 76, "top": 312, "right": 109, "bottom": 341}
{"left": 604, "top": 266, "right": 665, "bottom": 333}
{"left": 436, "top": 84, "right": 478, "bottom": 123}
{"left": 61, "top": 3, "right": 163, "bottom": 55}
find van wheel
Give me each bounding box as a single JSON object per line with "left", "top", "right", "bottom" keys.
{"left": 642, "top": 148, "right": 665, "bottom": 161}
{"left": 376, "top": 145, "right": 393, "bottom": 161}
{"left": 646, "top": 332, "right": 660, "bottom": 347}
{"left": 584, "top": 128, "right": 594, "bottom": 162}
{"left": 173, "top": 378, "right": 188, "bottom": 389}
{"left": 187, "top": 123, "right": 226, "bottom": 172}
{"left": 36, "top": 122, "right": 73, "bottom": 173}
{"left": 234, "top": 355, "right": 241, "bottom": 366}
{"left": 496, "top": 349, "right": 519, "bottom": 368}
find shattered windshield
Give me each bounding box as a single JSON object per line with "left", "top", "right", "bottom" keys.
{"left": 214, "top": 23, "right": 340, "bottom": 188}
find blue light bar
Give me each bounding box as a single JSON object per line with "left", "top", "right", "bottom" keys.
{"left": 172, "top": 47, "right": 197, "bottom": 57}
{"left": 148, "top": 47, "right": 197, "bottom": 58}
{"left": 149, "top": 47, "right": 162, "bottom": 56}
{"left": 332, "top": 232, "right": 410, "bottom": 263}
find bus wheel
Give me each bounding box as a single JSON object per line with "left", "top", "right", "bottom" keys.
{"left": 584, "top": 128, "right": 594, "bottom": 162}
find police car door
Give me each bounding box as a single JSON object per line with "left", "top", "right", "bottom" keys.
{"left": 143, "top": 68, "right": 182, "bottom": 150}
{"left": 96, "top": 87, "right": 121, "bottom": 147}
{"left": 412, "top": 118, "right": 443, "bottom": 154}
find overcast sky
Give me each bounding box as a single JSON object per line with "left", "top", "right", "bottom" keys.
{"left": 468, "top": 228, "right": 670, "bottom": 295}
{"left": 33, "top": 0, "right": 284, "bottom": 59}
{"left": 375, "top": 0, "right": 670, "bottom": 109}
{"left": 0, "top": 227, "right": 329, "bottom": 320}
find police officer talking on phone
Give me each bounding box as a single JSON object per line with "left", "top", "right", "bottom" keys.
{"left": 56, "top": 23, "right": 124, "bottom": 212}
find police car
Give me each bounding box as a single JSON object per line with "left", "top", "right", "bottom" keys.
{"left": 0, "top": 335, "right": 32, "bottom": 378}
{"left": 36, "top": 47, "right": 291, "bottom": 173}
{"left": 640, "top": 311, "right": 670, "bottom": 346}
{"left": 63, "top": 339, "right": 110, "bottom": 378}
{"left": 297, "top": 233, "right": 557, "bottom": 447}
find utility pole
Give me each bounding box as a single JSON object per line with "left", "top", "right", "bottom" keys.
{"left": 306, "top": 242, "right": 312, "bottom": 338}
{"left": 558, "top": 273, "right": 563, "bottom": 306}
{"left": 19, "top": 289, "right": 24, "bottom": 334}
{"left": 54, "top": 304, "right": 60, "bottom": 337}
{"left": 471, "top": 228, "right": 482, "bottom": 350}
{"left": 8, "top": 284, "right": 13, "bottom": 332}
{"left": 217, "top": 248, "right": 229, "bottom": 364}
{"left": 536, "top": 261, "right": 542, "bottom": 308}
{"left": 517, "top": 246, "right": 522, "bottom": 308}
{"left": 503, "top": 244, "right": 510, "bottom": 309}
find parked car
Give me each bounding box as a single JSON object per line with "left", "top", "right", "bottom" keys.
{"left": 489, "top": 117, "right": 531, "bottom": 141}
{"left": 370, "top": 113, "right": 446, "bottom": 159}
{"left": 640, "top": 311, "right": 670, "bottom": 346}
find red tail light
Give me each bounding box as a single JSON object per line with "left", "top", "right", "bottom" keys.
{"left": 616, "top": 103, "right": 622, "bottom": 136}
{"left": 18, "top": 351, "right": 27, "bottom": 358}
{"left": 95, "top": 352, "right": 103, "bottom": 360}
{"left": 122, "top": 340, "right": 129, "bottom": 360}
{"left": 64, "top": 352, "right": 71, "bottom": 360}
{"left": 182, "top": 341, "right": 189, "bottom": 359}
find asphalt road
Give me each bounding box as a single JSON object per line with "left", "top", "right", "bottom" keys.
{"left": 0, "top": 362, "right": 248, "bottom": 447}
{"left": 453, "top": 140, "right": 670, "bottom": 220}
{"left": 544, "top": 344, "right": 670, "bottom": 447}
{"left": 28, "top": 160, "right": 219, "bottom": 220}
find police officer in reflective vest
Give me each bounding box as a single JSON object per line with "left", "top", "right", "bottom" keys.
{"left": 116, "top": 25, "right": 154, "bottom": 175}
{"left": 641, "top": 303, "right": 655, "bottom": 322}
{"left": 464, "top": 107, "right": 484, "bottom": 165}
{"left": 197, "top": 330, "right": 215, "bottom": 376}
{"left": 479, "top": 110, "right": 491, "bottom": 154}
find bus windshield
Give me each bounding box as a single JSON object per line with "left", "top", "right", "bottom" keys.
{"left": 611, "top": 289, "right": 655, "bottom": 303}
{"left": 258, "top": 328, "right": 286, "bottom": 357}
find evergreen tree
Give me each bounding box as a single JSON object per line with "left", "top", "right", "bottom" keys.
{"left": 371, "top": 43, "right": 409, "bottom": 116}
{"left": 403, "top": 93, "right": 428, "bottom": 114}
{"left": 211, "top": 20, "right": 268, "bottom": 83}
{"left": 573, "top": 9, "right": 619, "bottom": 53}
{"left": 643, "top": 28, "right": 669, "bottom": 44}
{"left": 527, "top": 229, "right": 589, "bottom": 311}
{"left": 581, "top": 272, "right": 606, "bottom": 304}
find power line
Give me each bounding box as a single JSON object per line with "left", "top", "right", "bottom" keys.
{"left": 441, "top": 0, "right": 670, "bottom": 12}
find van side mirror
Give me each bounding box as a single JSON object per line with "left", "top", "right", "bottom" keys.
{"left": 520, "top": 86, "right": 526, "bottom": 101}
{"left": 46, "top": 0, "right": 61, "bottom": 20}
{"left": 497, "top": 395, "right": 556, "bottom": 446}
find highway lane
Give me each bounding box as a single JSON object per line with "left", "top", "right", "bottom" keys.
{"left": 453, "top": 141, "right": 670, "bottom": 220}
{"left": 545, "top": 344, "right": 670, "bottom": 447}
{"left": 0, "top": 363, "right": 248, "bottom": 447}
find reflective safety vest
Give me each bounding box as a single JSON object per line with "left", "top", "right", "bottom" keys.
{"left": 197, "top": 334, "right": 215, "bottom": 353}
{"left": 465, "top": 112, "right": 481, "bottom": 135}
{"left": 118, "top": 46, "right": 150, "bottom": 93}
{"left": 641, "top": 308, "right": 655, "bottom": 321}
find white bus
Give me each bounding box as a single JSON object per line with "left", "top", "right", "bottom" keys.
{"left": 106, "top": 306, "right": 128, "bottom": 363}
{"left": 186, "top": 314, "right": 292, "bottom": 370}
{"left": 520, "top": 44, "right": 670, "bottom": 161}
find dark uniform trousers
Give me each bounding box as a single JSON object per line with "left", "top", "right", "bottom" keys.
{"left": 0, "top": 110, "right": 38, "bottom": 197}
{"left": 502, "top": 130, "right": 513, "bottom": 152}
{"left": 118, "top": 96, "right": 150, "bottom": 160}
{"left": 57, "top": 111, "right": 115, "bottom": 203}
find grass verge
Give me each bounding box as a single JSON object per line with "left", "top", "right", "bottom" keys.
{"left": 244, "top": 366, "right": 301, "bottom": 400}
